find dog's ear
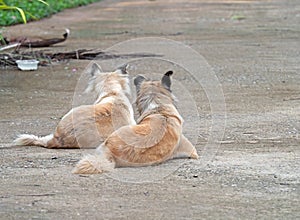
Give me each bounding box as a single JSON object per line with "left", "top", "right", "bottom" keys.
{"left": 115, "top": 64, "right": 129, "bottom": 75}
{"left": 134, "top": 75, "right": 146, "bottom": 93}
{"left": 89, "top": 62, "right": 102, "bottom": 76}
{"left": 84, "top": 63, "right": 102, "bottom": 93}
{"left": 161, "top": 70, "right": 173, "bottom": 91}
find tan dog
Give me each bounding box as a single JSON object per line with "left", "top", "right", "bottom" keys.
{"left": 14, "top": 63, "right": 135, "bottom": 149}
{"left": 73, "top": 71, "right": 198, "bottom": 174}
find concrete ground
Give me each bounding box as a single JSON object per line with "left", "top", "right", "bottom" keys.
{"left": 0, "top": 0, "right": 299, "bottom": 219}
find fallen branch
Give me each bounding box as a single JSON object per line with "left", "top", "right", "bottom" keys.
{"left": 5, "top": 29, "right": 70, "bottom": 48}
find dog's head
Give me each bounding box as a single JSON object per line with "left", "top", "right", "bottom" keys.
{"left": 85, "top": 62, "right": 130, "bottom": 97}
{"left": 134, "top": 71, "right": 176, "bottom": 114}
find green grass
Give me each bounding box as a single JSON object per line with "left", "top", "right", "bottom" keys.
{"left": 0, "top": 0, "right": 101, "bottom": 26}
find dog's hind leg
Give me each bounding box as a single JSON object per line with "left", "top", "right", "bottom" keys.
{"left": 172, "top": 135, "right": 199, "bottom": 159}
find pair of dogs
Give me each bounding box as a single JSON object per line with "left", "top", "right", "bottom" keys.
{"left": 14, "top": 63, "right": 198, "bottom": 174}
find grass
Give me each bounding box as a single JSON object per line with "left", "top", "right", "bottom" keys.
{"left": 0, "top": 0, "right": 101, "bottom": 26}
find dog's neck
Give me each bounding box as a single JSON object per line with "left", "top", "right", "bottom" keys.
{"left": 94, "top": 78, "right": 131, "bottom": 105}
{"left": 137, "top": 95, "right": 182, "bottom": 124}
{"left": 137, "top": 104, "right": 182, "bottom": 124}
{"left": 96, "top": 92, "right": 118, "bottom": 104}
{"left": 95, "top": 89, "right": 130, "bottom": 105}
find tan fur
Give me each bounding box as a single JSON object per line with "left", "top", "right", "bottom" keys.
{"left": 14, "top": 63, "right": 135, "bottom": 149}
{"left": 73, "top": 72, "right": 198, "bottom": 174}
{"left": 72, "top": 153, "right": 115, "bottom": 174}
{"left": 172, "top": 134, "right": 199, "bottom": 159}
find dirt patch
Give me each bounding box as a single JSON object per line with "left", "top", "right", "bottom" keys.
{"left": 1, "top": 0, "right": 299, "bottom": 219}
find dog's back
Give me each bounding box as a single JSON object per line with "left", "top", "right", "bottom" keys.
{"left": 14, "top": 63, "right": 135, "bottom": 149}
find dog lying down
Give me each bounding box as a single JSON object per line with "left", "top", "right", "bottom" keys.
{"left": 14, "top": 63, "right": 135, "bottom": 149}
{"left": 73, "top": 71, "right": 199, "bottom": 174}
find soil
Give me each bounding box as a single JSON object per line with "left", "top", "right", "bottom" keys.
{"left": 0, "top": 0, "right": 299, "bottom": 219}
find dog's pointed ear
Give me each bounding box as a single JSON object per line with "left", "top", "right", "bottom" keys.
{"left": 89, "top": 62, "right": 102, "bottom": 76}
{"left": 84, "top": 63, "right": 102, "bottom": 93}
{"left": 134, "top": 75, "right": 146, "bottom": 93}
{"left": 161, "top": 70, "right": 173, "bottom": 91}
{"left": 115, "top": 64, "right": 129, "bottom": 75}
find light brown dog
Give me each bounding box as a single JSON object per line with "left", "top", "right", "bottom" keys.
{"left": 14, "top": 63, "right": 135, "bottom": 149}
{"left": 73, "top": 71, "right": 198, "bottom": 174}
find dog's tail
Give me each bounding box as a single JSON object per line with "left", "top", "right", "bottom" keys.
{"left": 72, "top": 153, "right": 115, "bottom": 174}
{"left": 13, "top": 134, "right": 53, "bottom": 147}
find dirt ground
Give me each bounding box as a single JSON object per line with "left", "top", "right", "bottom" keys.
{"left": 1, "top": 0, "right": 299, "bottom": 219}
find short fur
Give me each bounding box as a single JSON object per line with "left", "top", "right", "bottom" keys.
{"left": 14, "top": 63, "right": 135, "bottom": 149}
{"left": 73, "top": 71, "right": 198, "bottom": 174}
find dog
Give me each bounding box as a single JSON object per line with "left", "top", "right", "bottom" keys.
{"left": 13, "top": 63, "right": 135, "bottom": 149}
{"left": 73, "top": 70, "right": 198, "bottom": 174}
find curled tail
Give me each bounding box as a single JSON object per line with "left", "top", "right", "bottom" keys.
{"left": 72, "top": 153, "right": 115, "bottom": 174}
{"left": 13, "top": 134, "right": 53, "bottom": 147}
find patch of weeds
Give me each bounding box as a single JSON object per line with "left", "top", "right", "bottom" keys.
{"left": 0, "top": 0, "right": 101, "bottom": 26}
